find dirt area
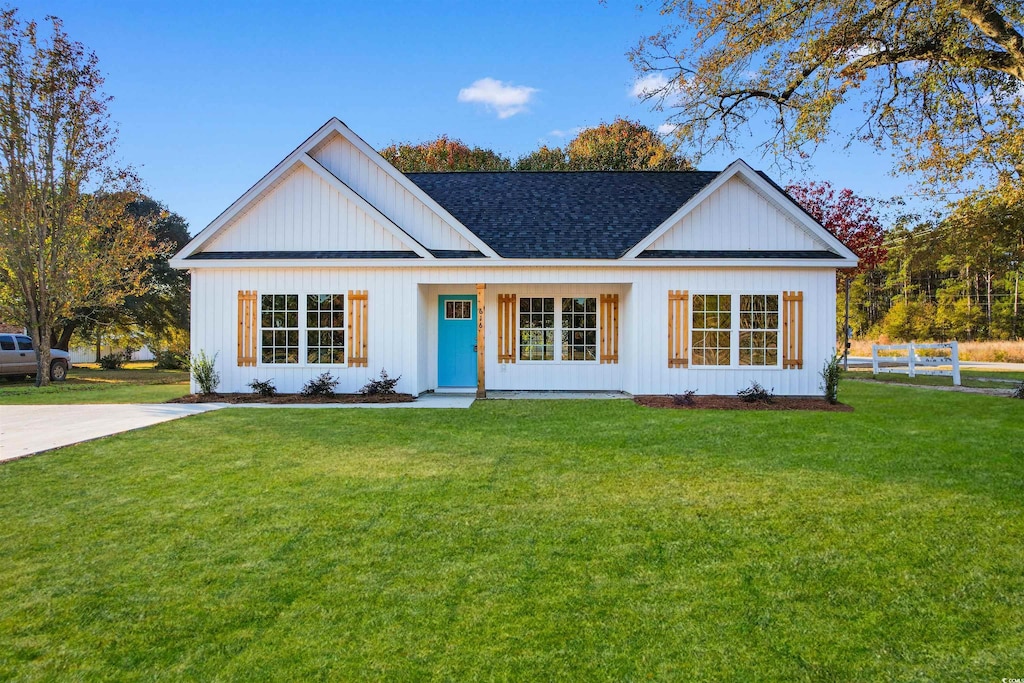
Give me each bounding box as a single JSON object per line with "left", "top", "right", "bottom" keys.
{"left": 634, "top": 394, "right": 853, "bottom": 412}
{"left": 170, "top": 393, "right": 416, "bottom": 404}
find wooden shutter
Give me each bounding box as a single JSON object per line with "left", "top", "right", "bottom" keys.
{"left": 668, "top": 290, "right": 689, "bottom": 368}
{"left": 498, "top": 294, "right": 517, "bottom": 363}
{"left": 783, "top": 290, "right": 804, "bottom": 369}
{"left": 600, "top": 294, "right": 619, "bottom": 364}
{"left": 237, "top": 290, "right": 257, "bottom": 367}
{"left": 348, "top": 290, "right": 368, "bottom": 367}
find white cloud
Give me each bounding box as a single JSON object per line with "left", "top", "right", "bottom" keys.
{"left": 457, "top": 77, "right": 538, "bottom": 119}
{"left": 630, "top": 73, "right": 670, "bottom": 99}
{"left": 547, "top": 127, "right": 583, "bottom": 139}
{"left": 657, "top": 123, "right": 680, "bottom": 136}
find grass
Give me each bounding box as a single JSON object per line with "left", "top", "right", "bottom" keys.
{"left": 1, "top": 382, "right": 1022, "bottom": 680}
{"left": 0, "top": 361, "right": 188, "bottom": 404}
{"left": 848, "top": 339, "right": 1024, "bottom": 363}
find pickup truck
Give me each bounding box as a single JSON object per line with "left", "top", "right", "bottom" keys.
{"left": 0, "top": 333, "right": 71, "bottom": 381}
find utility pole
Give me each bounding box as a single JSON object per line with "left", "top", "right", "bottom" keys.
{"left": 843, "top": 276, "right": 851, "bottom": 371}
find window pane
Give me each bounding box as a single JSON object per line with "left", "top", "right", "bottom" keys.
{"left": 692, "top": 293, "right": 732, "bottom": 366}
{"left": 306, "top": 293, "right": 345, "bottom": 364}
{"left": 560, "top": 297, "right": 597, "bottom": 362}
{"left": 736, "top": 293, "right": 779, "bottom": 366}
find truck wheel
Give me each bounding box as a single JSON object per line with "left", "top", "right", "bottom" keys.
{"left": 49, "top": 359, "right": 68, "bottom": 382}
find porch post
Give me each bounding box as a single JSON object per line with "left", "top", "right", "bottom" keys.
{"left": 476, "top": 283, "right": 486, "bottom": 398}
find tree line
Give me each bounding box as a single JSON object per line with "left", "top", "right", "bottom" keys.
{"left": 845, "top": 192, "right": 1023, "bottom": 342}
{"left": 379, "top": 118, "right": 693, "bottom": 172}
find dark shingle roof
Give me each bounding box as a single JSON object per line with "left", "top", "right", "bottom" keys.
{"left": 639, "top": 250, "right": 839, "bottom": 259}
{"left": 429, "top": 249, "right": 484, "bottom": 258}
{"left": 406, "top": 172, "right": 721, "bottom": 259}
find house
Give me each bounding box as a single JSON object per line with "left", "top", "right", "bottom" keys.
{"left": 170, "top": 118, "right": 858, "bottom": 397}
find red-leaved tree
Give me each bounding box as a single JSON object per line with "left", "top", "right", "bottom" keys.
{"left": 786, "top": 182, "right": 887, "bottom": 274}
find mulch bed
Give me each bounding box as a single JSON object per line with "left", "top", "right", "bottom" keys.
{"left": 634, "top": 395, "right": 853, "bottom": 412}
{"left": 169, "top": 393, "right": 416, "bottom": 405}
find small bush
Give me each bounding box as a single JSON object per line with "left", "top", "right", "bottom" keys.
{"left": 821, "top": 352, "right": 841, "bottom": 404}
{"left": 1012, "top": 381, "right": 1024, "bottom": 400}
{"left": 98, "top": 351, "right": 129, "bottom": 370}
{"left": 737, "top": 381, "right": 774, "bottom": 404}
{"left": 302, "top": 372, "right": 339, "bottom": 397}
{"left": 154, "top": 350, "right": 186, "bottom": 369}
{"left": 672, "top": 390, "right": 696, "bottom": 406}
{"left": 361, "top": 368, "right": 401, "bottom": 395}
{"left": 189, "top": 350, "right": 220, "bottom": 394}
{"left": 248, "top": 378, "right": 277, "bottom": 397}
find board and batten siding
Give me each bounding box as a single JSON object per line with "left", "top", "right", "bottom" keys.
{"left": 647, "top": 176, "right": 826, "bottom": 252}
{"left": 189, "top": 266, "right": 835, "bottom": 396}
{"left": 309, "top": 133, "right": 477, "bottom": 251}
{"left": 204, "top": 166, "right": 409, "bottom": 252}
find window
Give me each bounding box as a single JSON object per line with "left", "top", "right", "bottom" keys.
{"left": 306, "top": 294, "right": 345, "bottom": 364}
{"left": 445, "top": 300, "right": 473, "bottom": 320}
{"left": 261, "top": 294, "right": 299, "bottom": 364}
{"left": 16, "top": 337, "right": 32, "bottom": 351}
{"left": 0, "top": 336, "right": 13, "bottom": 351}
{"left": 561, "top": 297, "right": 597, "bottom": 361}
{"left": 739, "top": 295, "right": 779, "bottom": 366}
{"left": 691, "top": 294, "right": 731, "bottom": 366}
{"left": 519, "top": 297, "right": 555, "bottom": 361}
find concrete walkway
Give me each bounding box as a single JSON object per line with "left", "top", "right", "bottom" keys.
{"left": 0, "top": 404, "right": 223, "bottom": 462}
{"left": 0, "top": 394, "right": 475, "bottom": 462}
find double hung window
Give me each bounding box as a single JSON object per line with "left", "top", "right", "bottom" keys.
{"left": 518, "top": 296, "right": 598, "bottom": 362}
{"left": 689, "top": 293, "right": 781, "bottom": 368}
{"left": 261, "top": 294, "right": 346, "bottom": 364}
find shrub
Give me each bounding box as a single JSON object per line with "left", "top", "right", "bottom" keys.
{"left": 248, "top": 378, "right": 277, "bottom": 397}
{"left": 98, "top": 351, "right": 129, "bottom": 370}
{"left": 154, "top": 350, "right": 186, "bottom": 370}
{"left": 302, "top": 372, "right": 338, "bottom": 397}
{"left": 672, "top": 390, "right": 696, "bottom": 406}
{"left": 361, "top": 368, "right": 401, "bottom": 395}
{"left": 189, "top": 350, "right": 220, "bottom": 394}
{"left": 737, "top": 381, "right": 774, "bottom": 404}
{"left": 1012, "top": 382, "right": 1024, "bottom": 400}
{"left": 821, "top": 352, "right": 841, "bottom": 404}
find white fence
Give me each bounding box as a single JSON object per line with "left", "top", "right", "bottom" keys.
{"left": 871, "top": 341, "right": 961, "bottom": 385}
{"left": 68, "top": 345, "right": 156, "bottom": 364}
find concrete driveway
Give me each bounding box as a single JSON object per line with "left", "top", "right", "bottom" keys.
{"left": 0, "top": 403, "right": 223, "bottom": 462}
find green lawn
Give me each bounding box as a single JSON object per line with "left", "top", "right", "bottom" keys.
{"left": 1, "top": 382, "right": 1021, "bottom": 680}
{"left": 0, "top": 362, "right": 189, "bottom": 404}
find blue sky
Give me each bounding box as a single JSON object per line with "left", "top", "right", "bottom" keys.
{"left": 20, "top": 0, "right": 932, "bottom": 233}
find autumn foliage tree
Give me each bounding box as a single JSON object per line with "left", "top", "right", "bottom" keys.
{"left": 515, "top": 119, "right": 693, "bottom": 171}
{"left": 0, "top": 11, "right": 157, "bottom": 385}
{"left": 379, "top": 136, "right": 512, "bottom": 172}
{"left": 786, "top": 182, "right": 887, "bottom": 274}
{"left": 564, "top": 119, "right": 693, "bottom": 170}
{"left": 632, "top": 1, "right": 1024, "bottom": 195}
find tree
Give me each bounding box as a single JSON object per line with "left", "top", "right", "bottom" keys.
{"left": 0, "top": 11, "right": 157, "bottom": 385}
{"left": 632, "top": 1, "right": 1024, "bottom": 193}
{"left": 786, "top": 182, "right": 887, "bottom": 274}
{"left": 515, "top": 145, "right": 570, "bottom": 170}
{"left": 564, "top": 119, "right": 693, "bottom": 170}
{"left": 380, "top": 136, "right": 511, "bottom": 172}
{"left": 53, "top": 196, "right": 191, "bottom": 356}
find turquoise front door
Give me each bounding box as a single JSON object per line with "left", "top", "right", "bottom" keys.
{"left": 438, "top": 295, "right": 477, "bottom": 387}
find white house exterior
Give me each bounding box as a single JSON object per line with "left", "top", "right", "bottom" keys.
{"left": 171, "top": 118, "right": 857, "bottom": 397}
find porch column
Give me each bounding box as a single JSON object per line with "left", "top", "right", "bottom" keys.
{"left": 476, "top": 283, "right": 486, "bottom": 398}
